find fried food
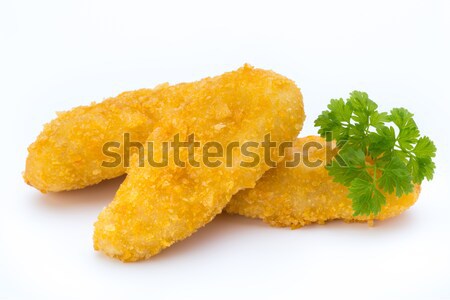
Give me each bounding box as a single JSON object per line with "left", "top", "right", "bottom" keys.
{"left": 23, "top": 86, "right": 178, "bottom": 192}
{"left": 226, "top": 136, "right": 420, "bottom": 228}
{"left": 93, "top": 65, "right": 305, "bottom": 261}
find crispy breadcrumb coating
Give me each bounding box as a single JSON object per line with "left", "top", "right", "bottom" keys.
{"left": 23, "top": 86, "right": 179, "bottom": 192}
{"left": 226, "top": 136, "right": 420, "bottom": 228}
{"left": 93, "top": 65, "right": 305, "bottom": 261}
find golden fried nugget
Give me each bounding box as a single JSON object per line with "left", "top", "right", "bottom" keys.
{"left": 23, "top": 86, "right": 178, "bottom": 192}
{"left": 226, "top": 136, "right": 420, "bottom": 228}
{"left": 94, "top": 65, "right": 305, "bottom": 261}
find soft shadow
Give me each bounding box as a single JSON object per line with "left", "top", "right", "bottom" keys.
{"left": 144, "top": 214, "right": 268, "bottom": 263}
{"left": 33, "top": 175, "right": 126, "bottom": 209}
{"left": 92, "top": 213, "right": 269, "bottom": 264}
{"left": 145, "top": 212, "right": 416, "bottom": 263}
{"left": 369, "top": 210, "right": 417, "bottom": 229}
{"left": 93, "top": 211, "right": 416, "bottom": 264}
{"left": 298, "top": 210, "right": 416, "bottom": 232}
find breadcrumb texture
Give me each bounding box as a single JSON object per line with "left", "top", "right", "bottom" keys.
{"left": 23, "top": 85, "right": 182, "bottom": 192}
{"left": 226, "top": 136, "right": 420, "bottom": 228}
{"left": 93, "top": 65, "right": 305, "bottom": 261}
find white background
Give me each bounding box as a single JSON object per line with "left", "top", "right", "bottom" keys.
{"left": 1, "top": 0, "right": 449, "bottom": 299}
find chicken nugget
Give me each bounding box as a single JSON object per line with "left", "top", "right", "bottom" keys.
{"left": 23, "top": 86, "right": 179, "bottom": 192}
{"left": 226, "top": 136, "right": 420, "bottom": 228}
{"left": 93, "top": 65, "right": 305, "bottom": 261}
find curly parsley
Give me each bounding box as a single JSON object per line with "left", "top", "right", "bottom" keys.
{"left": 314, "top": 91, "right": 436, "bottom": 216}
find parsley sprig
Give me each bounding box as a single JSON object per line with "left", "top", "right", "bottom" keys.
{"left": 314, "top": 91, "right": 436, "bottom": 216}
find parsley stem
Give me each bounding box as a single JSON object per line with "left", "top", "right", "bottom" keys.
{"left": 373, "top": 164, "right": 377, "bottom": 183}
{"left": 365, "top": 165, "right": 384, "bottom": 172}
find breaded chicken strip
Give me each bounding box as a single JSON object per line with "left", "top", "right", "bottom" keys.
{"left": 23, "top": 86, "right": 177, "bottom": 192}
{"left": 226, "top": 136, "right": 420, "bottom": 228}
{"left": 93, "top": 65, "right": 305, "bottom": 261}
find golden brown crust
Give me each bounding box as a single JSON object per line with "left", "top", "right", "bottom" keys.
{"left": 93, "top": 65, "right": 305, "bottom": 261}
{"left": 23, "top": 87, "right": 176, "bottom": 192}
{"left": 226, "top": 136, "right": 420, "bottom": 228}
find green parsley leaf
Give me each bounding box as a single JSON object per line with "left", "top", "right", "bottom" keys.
{"left": 377, "top": 156, "right": 414, "bottom": 197}
{"left": 370, "top": 111, "right": 389, "bottom": 128}
{"left": 409, "top": 156, "right": 436, "bottom": 183}
{"left": 327, "top": 147, "right": 371, "bottom": 186}
{"left": 389, "top": 107, "right": 415, "bottom": 129}
{"left": 368, "top": 125, "right": 396, "bottom": 158}
{"left": 390, "top": 108, "right": 420, "bottom": 151}
{"left": 349, "top": 178, "right": 386, "bottom": 216}
{"left": 413, "top": 136, "right": 436, "bottom": 159}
